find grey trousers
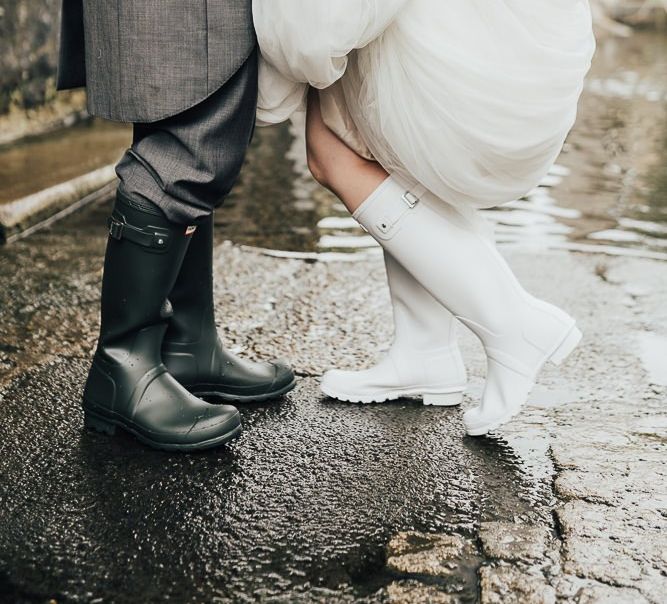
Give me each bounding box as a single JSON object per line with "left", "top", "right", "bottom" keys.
{"left": 116, "top": 49, "right": 258, "bottom": 225}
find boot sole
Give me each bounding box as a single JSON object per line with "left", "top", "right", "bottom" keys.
{"left": 320, "top": 384, "right": 466, "bottom": 407}
{"left": 83, "top": 408, "right": 242, "bottom": 452}
{"left": 189, "top": 377, "right": 297, "bottom": 404}
{"left": 465, "top": 324, "right": 583, "bottom": 437}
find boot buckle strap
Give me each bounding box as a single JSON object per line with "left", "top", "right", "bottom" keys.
{"left": 108, "top": 216, "right": 171, "bottom": 251}
{"left": 375, "top": 185, "right": 427, "bottom": 238}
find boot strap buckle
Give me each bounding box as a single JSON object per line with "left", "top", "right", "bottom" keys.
{"left": 402, "top": 191, "right": 420, "bottom": 209}
{"left": 402, "top": 183, "right": 427, "bottom": 209}
{"left": 107, "top": 216, "right": 171, "bottom": 251}
{"left": 108, "top": 218, "right": 124, "bottom": 240}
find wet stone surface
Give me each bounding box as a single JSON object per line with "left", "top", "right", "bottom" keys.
{"left": 554, "top": 574, "right": 652, "bottom": 604}
{"left": 1, "top": 188, "right": 666, "bottom": 601}
{"left": 479, "top": 566, "right": 556, "bottom": 604}
{"left": 479, "top": 523, "right": 549, "bottom": 563}
{"left": 385, "top": 580, "right": 463, "bottom": 604}
{"left": 0, "top": 201, "right": 558, "bottom": 602}
{"left": 385, "top": 532, "right": 479, "bottom": 597}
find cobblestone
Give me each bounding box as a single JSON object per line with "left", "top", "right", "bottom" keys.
{"left": 479, "top": 566, "right": 556, "bottom": 604}
{"left": 479, "top": 522, "right": 549, "bottom": 562}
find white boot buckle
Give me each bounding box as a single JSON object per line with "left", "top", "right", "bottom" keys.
{"left": 402, "top": 191, "right": 420, "bottom": 209}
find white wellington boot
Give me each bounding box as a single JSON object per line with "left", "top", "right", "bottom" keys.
{"left": 321, "top": 250, "right": 467, "bottom": 406}
{"left": 351, "top": 176, "right": 582, "bottom": 436}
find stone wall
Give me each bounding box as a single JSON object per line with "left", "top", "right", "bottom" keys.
{"left": 0, "top": 0, "right": 61, "bottom": 115}
{"left": 0, "top": 1, "right": 88, "bottom": 145}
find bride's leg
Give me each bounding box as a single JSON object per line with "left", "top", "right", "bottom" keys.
{"left": 305, "top": 88, "right": 581, "bottom": 435}
{"left": 306, "top": 88, "right": 388, "bottom": 213}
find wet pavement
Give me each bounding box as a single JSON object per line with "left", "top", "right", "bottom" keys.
{"left": 1, "top": 193, "right": 665, "bottom": 601}
{"left": 0, "top": 200, "right": 557, "bottom": 603}
{"left": 1, "top": 30, "right": 666, "bottom": 604}
{"left": 0, "top": 370, "right": 540, "bottom": 602}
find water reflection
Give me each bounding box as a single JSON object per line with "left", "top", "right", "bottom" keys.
{"left": 562, "top": 31, "right": 667, "bottom": 258}
{"left": 219, "top": 117, "right": 350, "bottom": 254}
{"left": 638, "top": 331, "right": 667, "bottom": 386}
{"left": 0, "top": 119, "right": 130, "bottom": 204}
{"left": 221, "top": 32, "right": 667, "bottom": 261}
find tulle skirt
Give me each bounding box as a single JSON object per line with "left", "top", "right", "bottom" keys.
{"left": 254, "top": 0, "right": 595, "bottom": 209}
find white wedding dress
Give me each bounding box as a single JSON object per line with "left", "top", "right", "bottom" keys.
{"left": 253, "top": 0, "right": 595, "bottom": 210}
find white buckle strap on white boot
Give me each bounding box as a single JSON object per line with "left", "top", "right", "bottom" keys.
{"left": 320, "top": 250, "right": 467, "bottom": 406}
{"left": 351, "top": 175, "right": 582, "bottom": 436}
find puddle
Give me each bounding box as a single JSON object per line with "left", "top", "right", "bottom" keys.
{"left": 0, "top": 359, "right": 549, "bottom": 603}
{"left": 0, "top": 120, "right": 131, "bottom": 204}
{"left": 528, "top": 386, "right": 585, "bottom": 409}
{"left": 226, "top": 32, "right": 667, "bottom": 261}
{"left": 638, "top": 331, "right": 667, "bottom": 386}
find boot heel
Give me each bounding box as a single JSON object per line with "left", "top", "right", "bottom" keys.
{"left": 84, "top": 411, "right": 116, "bottom": 435}
{"left": 550, "top": 326, "right": 582, "bottom": 366}
{"left": 423, "top": 391, "right": 464, "bottom": 407}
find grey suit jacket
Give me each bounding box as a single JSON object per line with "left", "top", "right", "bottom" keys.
{"left": 57, "top": 0, "right": 256, "bottom": 123}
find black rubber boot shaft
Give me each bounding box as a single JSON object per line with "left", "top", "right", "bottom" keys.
{"left": 82, "top": 191, "right": 241, "bottom": 451}
{"left": 162, "top": 214, "right": 295, "bottom": 402}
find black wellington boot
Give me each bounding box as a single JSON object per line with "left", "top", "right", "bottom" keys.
{"left": 162, "top": 214, "right": 296, "bottom": 403}
{"left": 82, "top": 191, "right": 242, "bottom": 451}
